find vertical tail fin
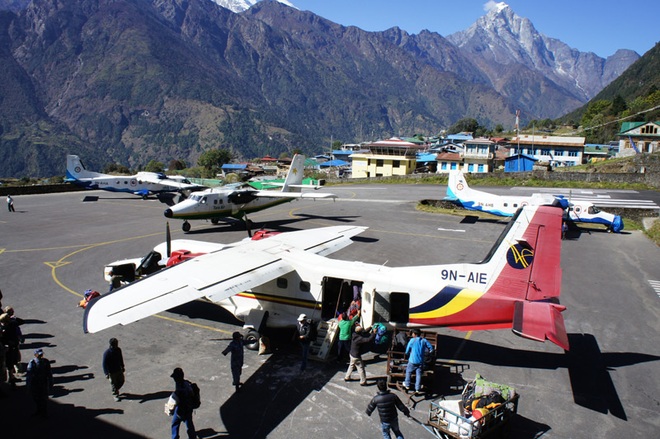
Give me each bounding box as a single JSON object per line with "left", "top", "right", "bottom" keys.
{"left": 446, "top": 170, "right": 475, "bottom": 201}
{"left": 281, "top": 154, "right": 305, "bottom": 193}
{"left": 66, "top": 155, "right": 103, "bottom": 180}
{"left": 483, "top": 205, "right": 568, "bottom": 349}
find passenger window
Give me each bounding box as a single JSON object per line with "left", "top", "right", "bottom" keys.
{"left": 276, "top": 278, "right": 288, "bottom": 289}
{"left": 300, "top": 281, "right": 310, "bottom": 292}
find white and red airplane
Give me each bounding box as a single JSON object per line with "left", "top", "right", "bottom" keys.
{"left": 85, "top": 204, "right": 569, "bottom": 351}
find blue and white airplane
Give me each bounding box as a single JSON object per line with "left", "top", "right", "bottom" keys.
{"left": 66, "top": 155, "right": 204, "bottom": 198}
{"left": 446, "top": 171, "right": 623, "bottom": 232}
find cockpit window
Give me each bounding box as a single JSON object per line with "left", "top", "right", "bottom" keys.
{"left": 588, "top": 206, "right": 600, "bottom": 214}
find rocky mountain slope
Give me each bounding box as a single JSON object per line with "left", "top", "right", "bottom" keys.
{"left": 0, "top": 0, "right": 641, "bottom": 177}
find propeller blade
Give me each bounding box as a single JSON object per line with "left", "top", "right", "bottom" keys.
{"left": 245, "top": 214, "right": 252, "bottom": 238}
{"left": 166, "top": 221, "right": 172, "bottom": 258}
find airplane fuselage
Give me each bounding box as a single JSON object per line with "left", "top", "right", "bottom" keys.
{"left": 164, "top": 189, "right": 294, "bottom": 221}
{"left": 69, "top": 174, "right": 184, "bottom": 195}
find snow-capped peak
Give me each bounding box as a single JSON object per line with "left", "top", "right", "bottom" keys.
{"left": 483, "top": 1, "right": 509, "bottom": 15}
{"left": 209, "top": 0, "right": 296, "bottom": 14}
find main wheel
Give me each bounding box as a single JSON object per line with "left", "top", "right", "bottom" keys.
{"left": 182, "top": 221, "right": 191, "bottom": 233}
{"left": 244, "top": 329, "right": 260, "bottom": 351}
{"left": 211, "top": 218, "right": 219, "bottom": 225}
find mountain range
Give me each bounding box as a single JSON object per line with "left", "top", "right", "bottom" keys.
{"left": 0, "top": 0, "right": 644, "bottom": 177}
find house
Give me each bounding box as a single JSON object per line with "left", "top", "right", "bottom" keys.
{"left": 436, "top": 151, "right": 463, "bottom": 173}
{"left": 350, "top": 137, "right": 425, "bottom": 178}
{"left": 504, "top": 154, "right": 537, "bottom": 172}
{"left": 583, "top": 144, "right": 613, "bottom": 162}
{"left": 509, "top": 135, "right": 585, "bottom": 167}
{"left": 462, "top": 137, "right": 496, "bottom": 173}
{"left": 617, "top": 121, "right": 660, "bottom": 155}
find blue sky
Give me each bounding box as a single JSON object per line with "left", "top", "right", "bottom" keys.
{"left": 291, "top": 1, "right": 659, "bottom": 58}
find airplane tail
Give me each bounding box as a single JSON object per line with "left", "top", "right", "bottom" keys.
{"left": 66, "top": 155, "right": 103, "bottom": 181}
{"left": 281, "top": 154, "right": 305, "bottom": 193}
{"left": 446, "top": 170, "right": 477, "bottom": 202}
{"left": 483, "top": 205, "right": 568, "bottom": 349}
{"left": 422, "top": 205, "right": 568, "bottom": 349}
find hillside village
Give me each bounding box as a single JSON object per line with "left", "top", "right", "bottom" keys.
{"left": 218, "top": 121, "right": 660, "bottom": 184}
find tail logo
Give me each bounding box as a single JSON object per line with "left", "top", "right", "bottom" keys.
{"left": 506, "top": 243, "right": 534, "bottom": 269}
{"left": 456, "top": 183, "right": 464, "bottom": 191}
{"left": 74, "top": 166, "right": 81, "bottom": 173}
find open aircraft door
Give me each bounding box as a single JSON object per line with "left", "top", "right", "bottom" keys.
{"left": 362, "top": 288, "right": 410, "bottom": 327}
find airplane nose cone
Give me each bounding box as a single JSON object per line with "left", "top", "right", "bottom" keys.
{"left": 164, "top": 208, "right": 173, "bottom": 218}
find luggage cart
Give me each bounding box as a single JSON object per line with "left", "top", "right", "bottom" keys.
{"left": 424, "top": 374, "right": 519, "bottom": 439}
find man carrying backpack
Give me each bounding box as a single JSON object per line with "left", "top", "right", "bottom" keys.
{"left": 167, "top": 367, "right": 198, "bottom": 439}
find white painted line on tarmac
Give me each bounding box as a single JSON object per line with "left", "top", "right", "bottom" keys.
{"left": 649, "top": 280, "right": 660, "bottom": 298}
{"left": 437, "top": 227, "right": 466, "bottom": 233}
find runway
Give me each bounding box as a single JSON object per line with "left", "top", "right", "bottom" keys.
{"left": 0, "top": 185, "right": 658, "bottom": 438}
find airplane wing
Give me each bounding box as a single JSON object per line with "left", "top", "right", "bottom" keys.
{"left": 83, "top": 225, "right": 366, "bottom": 333}
{"left": 138, "top": 173, "right": 204, "bottom": 191}
{"left": 253, "top": 190, "right": 337, "bottom": 199}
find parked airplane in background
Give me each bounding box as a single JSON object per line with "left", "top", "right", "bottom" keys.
{"left": 164, "top": 154, "right": 337, "bottom": 232}
{"left": 446, "top": 170, "right": 623, "bottom": 232}
{"left": 65, "top": 155, "right": 204, "bottom": 198}
{"left": 84, "top": 204, "right": 570, "bottom": 351}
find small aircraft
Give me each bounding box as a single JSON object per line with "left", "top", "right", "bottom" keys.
{"left": 163, "top": 154, "right": 337, "bottom": 232}
{"left": 65, "top": 154, "right": 204, "bottom": 198}
{"left": 446, "top": 170, "right": 623, "bottom": 232}
{"left": 84, "top": 204, "right": 570, "bottom": 351}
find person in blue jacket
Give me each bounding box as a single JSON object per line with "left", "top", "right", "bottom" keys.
{"left": 403, "top": 328, "right": 433, "bottom": 394}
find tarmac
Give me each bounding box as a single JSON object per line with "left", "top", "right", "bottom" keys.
{"left": 0, "top": 185, "right": 659, "bottom": 439}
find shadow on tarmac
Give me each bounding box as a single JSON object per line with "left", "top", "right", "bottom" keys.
{"left": 437, "top": 333, "right": 659, "bottom": 422}
{"left": 218, "top": 350, "right": 342, "bottom": 438}
{"left": 0, "top": 370, "right": 143, "bottom": 439}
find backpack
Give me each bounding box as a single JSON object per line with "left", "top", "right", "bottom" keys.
{"left": 373, "top": 323, "right": 389, "bottom": 345}
{"left": 190, "top": 382, "right": 201, "bottom": 409}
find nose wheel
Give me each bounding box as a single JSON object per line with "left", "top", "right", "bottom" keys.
{"left": 182, "top": 221, "right": 191, "bottom": 233}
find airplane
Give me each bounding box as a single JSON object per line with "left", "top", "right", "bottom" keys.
{"left": 163, "top": 154, "right": 338, "bottom": 232}
{"left": 84, "top": 204, "right": 570, "bottom": 351}
{"left": 445, "top": 170, "right": 624, "bottom": 233}
{"left": 65, "top": 154, "right": 205, "bottom": 198}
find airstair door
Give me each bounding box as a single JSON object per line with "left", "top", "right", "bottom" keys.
{"left": 309, "top": 319, "right": 339, "bottom": 361}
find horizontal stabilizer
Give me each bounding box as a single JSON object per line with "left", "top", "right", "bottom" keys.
{"left": 512, "top": 301, "right": 569, "bottom": 350}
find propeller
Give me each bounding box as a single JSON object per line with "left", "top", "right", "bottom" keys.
{"left": 244, "top": 213, "right": 253, "bottom": 238}
{"left": 166, "top": 221, "right": 172, "bottom": 258}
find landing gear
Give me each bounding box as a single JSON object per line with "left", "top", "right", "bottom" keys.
{"left": 182, "top": 221, "right": 191, "bottom": 233}
{"left": 211, "top": 218, "right": 219, "bottom": 225}
{"left": 244, "top": 329, "right": 260, "bottom": 351}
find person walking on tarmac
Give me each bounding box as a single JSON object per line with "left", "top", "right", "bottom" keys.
{"left": 26, "top": 349, "right": 53, "bottom": 418}
{"left": 102, "top": 337, "right": 125, "bottom": 401}
{"left": 222, "top": 331, "right": 244, "bottom": 392}
{"left": 366, "top": 378, "right": 410, "bottom": 439}
{"left": 6, "top": 195, "right": 15, "bottom": 212}
{"left": 167, "top": 367, "right": 198, "bottom": 439}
